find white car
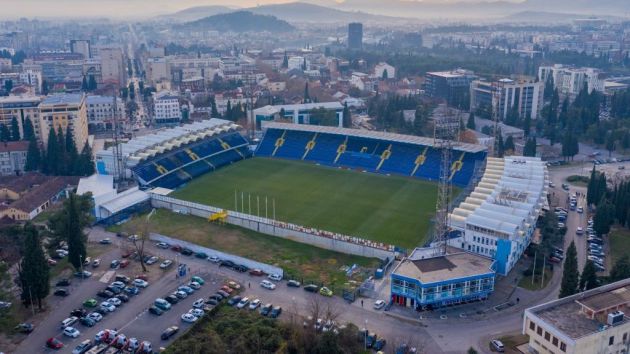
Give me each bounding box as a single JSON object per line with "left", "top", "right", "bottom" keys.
{"left": 260, "top": 280, "right": 276, "bottom": 290}
{"left": 160, "top": 260, "right": 173, "bottom": 269}
{"left": 268, "top": 273, "right": 282, "bottom": 281}
{"left": 249, "top": 299, "right": 261, "bottom": 310}
{"left": 107, "top": 297, "right": 122, "bottom": 306}
{"left": 192, "top": 298, "right": 205, "bottom": 309}
{"left": 175, "top": 290, "right": 188, "bottom": 299}
{"left": 207, "top": 256, "right": 220, "bottom": 263}
{"left": 133, "top": 279, "right": 149, "bottom": 288}
{"left": 373, "top": 300, "right": 386, "bottom": 310}
{"left": 88, "top": 312, "right": 103, "bottom": 322}
{"left": 236, "top": 297, "right": 250, "bottom": 309}
{"left": 146, "top": 256, "right": 159, "bottom": 265}
{"left": 181, "top": 313, "right": 198, "bottom": 323}
{"left": 189, "top": 308, "right": 204, "bottom": 317}
{"left": 576, "top": 227, "right": 584, "bottom": 235}
{"left": 188, "top": 281, "right": 201, "bottom": 290}
{"left": 156, "top": 242, "right": 169, "bottom": 249}
{"left": 100, "top": 302, "right": 116, "bottom": 312}
{"left": 63, "top": 326, "right": 81, "bottom": 338}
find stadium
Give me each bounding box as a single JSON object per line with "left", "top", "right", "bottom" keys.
{"left": 96, "top": 119, "right": 488, "bottom": 251}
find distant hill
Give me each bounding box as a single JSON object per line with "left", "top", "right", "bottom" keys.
{"left": 245, "top": 2, "right": 406, "bottom": 23}
{"left": 181, "top": 11, "right": 295, "bottom": 33}
{"left": 156, "top": 6, "right": 234, "bottom": 22}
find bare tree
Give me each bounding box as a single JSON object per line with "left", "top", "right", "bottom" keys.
{"left": 130, "top": 209, "right": 156, "bottom": 273}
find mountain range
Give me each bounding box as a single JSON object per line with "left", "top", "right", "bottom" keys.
{"left": 180, "top": 11, "right": 295, "bottom": 33}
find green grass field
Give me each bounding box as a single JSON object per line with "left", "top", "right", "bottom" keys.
{"left": 609, "top": 227, "right": 630, "bottom": 265}
{"left": 172, "top": 158, "right": 440, "bottom": 249}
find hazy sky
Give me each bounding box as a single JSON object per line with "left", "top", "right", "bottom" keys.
{"left": 2, "top": 0, "right": 519, "bottom": 19}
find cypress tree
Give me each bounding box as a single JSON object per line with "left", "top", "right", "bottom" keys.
{"left": 65, "top": 126, "right": 78, "bottom": 175}
{"left": 10, "top": 117, "right": 19, "bottom": 141}
{"left": 560, "top": 241, "right": 580, "bottom": 298}
{"left": 44, "top": 128, "right": 58, "bottom": 175}
{"left": 18, "top": 223, "right": 50, "bottom": 309}
{"left": 0, "top": 123, "right": 10, "bottom": 142}
{"left": 304, "top": 82, "right": 310, "bottom": 103}
{"left": 25, "top": 137, "right": 40, "bottom": 171}
{"left": 579, "top": 260, "right": 599, "bottom": 291}
{"left": 81, "top": 76, "right": 88, "bottom": 91}
{"left": 466, "top": 112, "right": 475, "bottom": 130}
{"left": 587, "top": 166, "right": 597, "bottom": 206}
{"left": 23, "top": 118, "right": 34, "bottom": 141}
{"left": 57, "top": 126, "right": 67, "bottom": 175}
{"left": 610, "top": 255, "right": 630, "bottom": 282}
{"left": 79, "top": 141, "right": 95, "bottom": 176}
{"left": 65, "top": 194, "right": 87, "bottom": 271}
{"left": 342, "top": 103, "right": 351, "bottom": 128}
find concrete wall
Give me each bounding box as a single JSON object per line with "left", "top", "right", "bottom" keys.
{"left": 150, "top": 232, "right": 283, "bottom": 277}
{"left": 150, "top": 194, "right": 394, "bottom": 260}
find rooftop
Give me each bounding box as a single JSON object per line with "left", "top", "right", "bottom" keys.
{"left": 0, "top": 95, "right": 42, "bottom": 105}
{"left": 529, "top": 279, "right": 630, "bottom": 340}
{"left": 41, "top": 93, "right": 84, "bottom": 106}
{"left": 393, "top": 249, "right": 494, "bottom": 284}
{"left": 1, "top": 176, "right": 79, "bottom": 213}
{"left": 86, "top": 95, "right": 121, "bottom": 105}
{"left": 263, "top": 122, "right": 487, "bottom": 154}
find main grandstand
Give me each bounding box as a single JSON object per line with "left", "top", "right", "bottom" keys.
{"left": 95, "top": 119, "right": 251, "bottom": 189}
{"left": 255, "top": 122, "right": 487, "bottom": 187}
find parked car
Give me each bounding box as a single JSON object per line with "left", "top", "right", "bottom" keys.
{"left": 110, "top": 260, "right": 121, "bottom": 269}
{"left": 491, "top": 339, "right": 505, "bottom": 352}
{"left": 124, "top": 287, "right": 139, "bottom": 296}
{"left": 260, "top": 303, "right": 273, "bottom": 316}
{"left": 304, "top": 284, "right": 319, "bottom": 293}
{"left": 261, "top": 280, "right": 276, "bottom": 290}
{"left": 188, "top": 281, "right": 201, "bottom": 290}
{"left": 100, "top": 302, "right": 116, "bottom": 312}
{"left": 319, "top": 287, "right": 333, "bottom": 297}
{"left": 181, "top": 248, "right": 193, "bottom": 256}
{"left": 236, "top": 297, "right": 250, "bottom": 309}
{"left": 268, "top": 273, "right": 282, "bottom": 281}
{"left": 374, "top": 300, "right": 386, "bottom": 310}
{"left": 287, "top": 280, "right": 301, "bottom": 287}
{"left": 71, "top": 339, "right": 92, "bottom": 354}
{"left": 97, "top": 290, "right": 114, "bottom": 298}
{"left": 79, "top": 317, "right": 95, "bottom": 327}
{"left": 208, "top": 256, "right": 220, "bottom": 263}
{"left": 249, "top": 299, "right": 261, "bottom": 310}
{"left": 192, "top": 298, "right": 205, "bottom": 309}
{"left": 92, "top": 259, "right": 101, "bottom": 268}
{"left": 178, "top": 285, "right": 194, "bottom": 294}
{"left": 74, "top": 270, "right": 92, "bottom": 278}
{"left": 14, "top": 323, "right": 34, "bottom": 334}
{"left": 87, "top": 312, "right": 102, "bottom": 322}
{"left": 70, "top": 308, "right": 88, "bottom": 318}
{"left": 161, "top": 326, "right": 179, "bottom": 340}
{"left": 166, "top": 295, "right": 180, "bottom": 304}
{"left": 56, "top": 278, "right": 71, "bottom": 287}
{"left": 181, "top": 313, "right": 198, "bottom": 323}
{"left": 194, "top": 252, "right": 208, "bottom": 259}
{"left": 99, "top": 238, "right": 112, "bottom": 245}
{"left": 149, "top": 306, "right": 164, "bottom": 316}
{"left": 156, "top": 242, "right": 169, "bottom": 249}
{"left": 154, "top": 298, "right": 171, "bottom": 311}
{"left": 46, "top": 337, "right": 64, "bottom": 349}
{"left": 374, "top": 338, "right": 387, "bottom": 351}
{"left": 145, "top": 256, "right": 159, "bottom": 265}
{"left": 270, "top": 306, "right": 282, "bottom": 318}
{"left": 227, "top": 296, "right": 242, "bottom": 306}
{"left": 160, "top": 260, "right": 173, "bottom": 269}
{"left": 133, "top": 279, "right": 149, "bottom": 288}
{"left": 54, "top": 288, "right": 70, "bottom": 297}
{"left": 249, "top": 269, "right": 265, "bottom": 276}
{"left": 120, "top": 260, "right": 130, "bottom": 268}
{"left": 191, "top": 276, "right": 205, "bottom": 285}
{"left": 189, "top": 308, "right": 204, "bottom": 317}
{"left": 63, "top": 326, "right": 81, "bottom": 338}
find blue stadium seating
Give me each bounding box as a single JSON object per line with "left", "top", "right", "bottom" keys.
{"left": 132, "top": 131, "right": 250, "bottom": 189}
{"left": 255, "top": 128, "right": 487, "bottom": 187}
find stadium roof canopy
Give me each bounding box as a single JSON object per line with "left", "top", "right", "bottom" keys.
{"left": 109, "top": 119, "right": 240, "bottom": 165}
{"left": 263, "top": 122, "right": 486, "bottom": 153}
{"left": 448, "top": 156, "right": 549, "bottom": 239}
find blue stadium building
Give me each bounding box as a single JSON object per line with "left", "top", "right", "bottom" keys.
{"left": 390, "top": 247, "right": 496, "bottom": 309}
{"left": 255, "top": 122, "right": 487, "bottom": 187}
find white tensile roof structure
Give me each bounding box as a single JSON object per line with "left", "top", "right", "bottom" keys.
{"left": 448, "top": 156, "right": 549, "bottom": 239}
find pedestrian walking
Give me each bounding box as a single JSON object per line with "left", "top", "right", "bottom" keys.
{"left": 361, "top": 300, "right": 364, "bottom": 307}
{"left": 248, "top": 282, "right": 251, "bottom": 289}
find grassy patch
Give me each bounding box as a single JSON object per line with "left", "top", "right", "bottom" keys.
{"left": 609, "top": 227, "right": 630, "bottom": 265}
{"left": 566, "top": 175, "right": 589, "bottom": 187}
{"left": 172, "top": 158, "right": 441, "bottom": 249}
{"left": 518, "top": 268, "right": 553, "bottom": 291}
{"left": 110, "top": 209, "right": 380, "bottom": 290}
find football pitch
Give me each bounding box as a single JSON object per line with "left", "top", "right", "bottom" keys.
{"left": 172, "top": 158, "right": 442, "bottom": 249}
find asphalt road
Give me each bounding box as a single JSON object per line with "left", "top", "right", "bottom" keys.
{"left": 16, "top": 229, "right": 443, "bottom": 353}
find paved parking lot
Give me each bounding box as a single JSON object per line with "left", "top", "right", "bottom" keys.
{"left": 14, "top": 228, "right": 442, "bottom": 353}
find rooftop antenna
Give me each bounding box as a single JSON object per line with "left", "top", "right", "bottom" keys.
{"left": 432, "top": 107, "right": 460, "bottom": 257}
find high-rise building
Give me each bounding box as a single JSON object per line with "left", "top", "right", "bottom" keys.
{"left": 146, "top": 57, "right": 169, "bottom": 86}
{"left": 425, "top": 69, "right": 477, "bottom": 108}
{"left": 470, "top": 78, "right": 544, "bottom": 120}
{"left": 86, "top": 95, "right": 124, "bottom": 132}
{"left": 153, "top": 91, "right": 182, "bottom": 124}
{"left": 70, "top": 39, "right": 91, "bottom": 59}
{"left": 0, "top": 95, "right": 43, "bottom": 141}
{"left": 39, "top": 94, "right": 88, "bottom": 151}
{"left": 97, "top": 47, "right": 125, "bottom": 87}
{"left": 538, "top": 64, "right": 605, "bottom": 99}
{"left": 348, "top": 23, "right": 363, "bottom": 50}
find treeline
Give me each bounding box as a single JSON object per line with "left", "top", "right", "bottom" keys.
{"left": 25, "top": 123, "right": 95, "bottom": 176}
{"left": 367, "top": 94, "right": 429, "bottom": 136}
{"left": 587, "top": 167, "right": 630, "bottom": 232}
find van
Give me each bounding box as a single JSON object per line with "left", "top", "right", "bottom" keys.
{"left": 61, "top": 316, "right": 78, "bottom": 328}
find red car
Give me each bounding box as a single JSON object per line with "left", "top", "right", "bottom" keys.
{"left": 220, "top": 285, "right": 233, "bottom": 294}
{"left": 46, "top": 337, "right": 64, "bottom": 350}
{"left": 171, "top": 245, "right": 182, "bottom": 252}
{"left": 249, "top": 269, "right": 265, "bottom": 276}
{"left": 121, "top": 251, "right": 132, "bottom": 258}
{"left": 135, "top": 274, "right": 149, "bottom": 281}
{"left": 120, "top": 260, "right": 130, "bottom": 268}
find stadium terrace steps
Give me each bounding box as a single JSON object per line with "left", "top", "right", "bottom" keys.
{"left": 131, "top": 132, "right": 250, "bottom": 189}
{"left": 255, "top": 128, "right": 486, "bottom": 187}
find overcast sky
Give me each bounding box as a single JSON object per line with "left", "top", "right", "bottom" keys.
{"left": 2, "top": 0, "right": 522, "bottom": 19}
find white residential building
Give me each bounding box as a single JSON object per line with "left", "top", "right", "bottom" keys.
{"left": 86, "top": 95, "right": 124, "bottom": 131}
{"left": 538, "top": 64, "right": 605, "bottom": 98}
{"left": 288, "top": 56, "right": 306, "bottom": 71}
{"left": 146, "top": 57, "right": 169, "bottom": 86}
{"left": 470, "top": 78, "right": 544, "bottom": 120}
{"left": 448, "top": 156, "right": 549, "bottom": 275}
{"left": 523, "top": 278, "right": 630, "bottom": 354}
{"left": 153, "top": 91, "right": 181, "bottom": 124}
{"left": 373, "top": 62, "right": 395, "bottom": 79}
{"left": 19, "top": 69, "right": 42, "bottom": 94}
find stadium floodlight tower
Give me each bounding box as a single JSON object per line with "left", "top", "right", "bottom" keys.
{"left": 432, "top": 108, "right": 461, "bottom": 257}
{"left": 112, "top": 90, "right": 126, "bottom": 188}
